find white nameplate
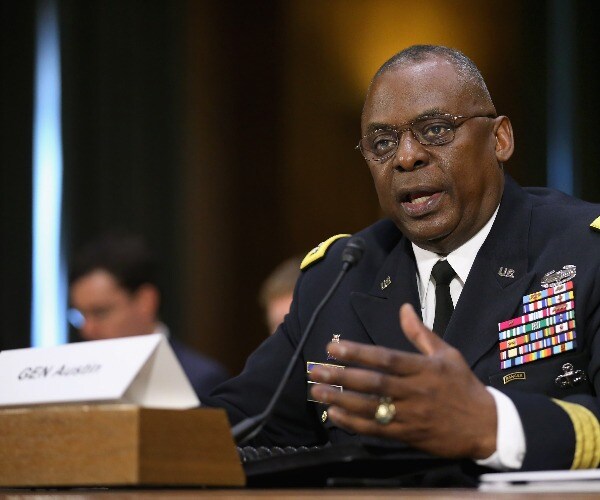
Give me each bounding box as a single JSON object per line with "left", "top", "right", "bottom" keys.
{"left": 0, "top": 333, "right": 200, "bottom": 409}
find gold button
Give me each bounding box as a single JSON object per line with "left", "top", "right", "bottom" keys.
{"left": 321, "top": 410, "right": 328, "bottom": 423}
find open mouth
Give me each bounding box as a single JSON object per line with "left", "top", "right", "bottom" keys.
{"left": 400, "top": 190, "right": 444, "bottom": 216}
{"left": 406, "top": 192, "right": 437, "bottom": 204}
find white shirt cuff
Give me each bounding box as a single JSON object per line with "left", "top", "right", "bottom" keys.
{"left": 475, "top": 386, "right": 526, "bottom": 470}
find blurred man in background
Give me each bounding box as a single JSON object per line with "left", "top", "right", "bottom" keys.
{"left": 68, "top": 232, "right": 229, "bottom": 398}
{"left": 258, "top": 256, "right": 302, "bottom": 335}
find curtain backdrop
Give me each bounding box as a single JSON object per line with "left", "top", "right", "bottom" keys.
{"left": 1, "top": 0, "right": 599, "bottom": 372}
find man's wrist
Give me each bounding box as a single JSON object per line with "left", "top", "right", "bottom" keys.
{"left": 470, "top": 387, "right": 498, "bottom": 459}
{"left": 476, "top": 386, "right": 525, "bottom": 470}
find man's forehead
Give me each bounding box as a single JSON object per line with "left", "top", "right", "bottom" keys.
{"left": 71, "top": 269, "right": 126, "bottom": 297}
{"left": 371, "top": 56, "right": 461, "bottom": 94}
{"left": 362, "top": 59, "right": 465, "bottom": 125}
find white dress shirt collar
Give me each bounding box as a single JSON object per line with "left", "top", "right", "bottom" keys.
{"left": 412, "top": 205, "right": 500, "bottom": 306}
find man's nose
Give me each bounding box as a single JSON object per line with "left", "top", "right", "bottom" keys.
{"left": 392, "top": 130, "right": 429, "bottom": 172}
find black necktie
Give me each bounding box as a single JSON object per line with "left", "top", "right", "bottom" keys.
{"left": 432, "top": 259, "right": 456, "bottom": 337}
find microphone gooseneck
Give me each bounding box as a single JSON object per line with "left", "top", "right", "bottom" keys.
{"left": 232, "top": 236, "right": 366, "bottom": 444}
{"left": 341, "top": 236, "right": 366, "bottom": 266}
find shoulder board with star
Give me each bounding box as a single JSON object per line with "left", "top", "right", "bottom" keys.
{"left": 590, "top": 216, "right": 600, "bottom": 232}
{"left": 300, "top": 234, "right": 351, "bottom": 271}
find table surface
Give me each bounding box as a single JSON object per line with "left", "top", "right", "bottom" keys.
{"left": 2, "top": 488, "right": 600, "bottom": 499}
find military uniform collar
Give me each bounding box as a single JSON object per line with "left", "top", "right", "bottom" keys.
{"left": 412, "top": 204, "right": 500, "bottom": 306}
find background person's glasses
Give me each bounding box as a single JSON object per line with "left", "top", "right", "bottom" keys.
{"left": 356, "top": 113, "right": 496, "bottom": 163}
{"left": 67, "top": 305, "right": 118, "bottom": 329}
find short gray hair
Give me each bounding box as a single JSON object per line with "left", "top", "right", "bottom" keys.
{"left": 374, "top": 45, "right": 493, "bottom": 107}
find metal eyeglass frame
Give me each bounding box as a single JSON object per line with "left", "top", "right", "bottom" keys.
{"left": 355, "top": 113, "right": 497, "bottom": 162}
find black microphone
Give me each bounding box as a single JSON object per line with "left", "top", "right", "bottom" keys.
{"left": 232, "top": 236, "right": 366, "bottom": 444}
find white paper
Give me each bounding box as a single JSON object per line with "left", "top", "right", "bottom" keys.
{"left": 479, "top": 469, "right": 600, "bottom": 492}
{"left": 0, "top": 333, "right": 199, "bottom": 409}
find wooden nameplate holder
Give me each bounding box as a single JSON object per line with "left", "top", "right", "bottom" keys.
{"left": 0, "top": 404, "right": 245, "bottom": 487}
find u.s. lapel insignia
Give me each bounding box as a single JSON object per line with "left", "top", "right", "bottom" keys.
{"left": 327, "top": 334, "right": 341, "bottom": 360}
{"left": 541, "top": 265, "right": 576, "bottom": 288}
{"left": 555, "top": 362, "right": 587, "bottom": 389}
{"left": 380, "top": 276, "right": 392, "bottom": 290}
{"left": 498, "top": 267, "right": 515, "bottom": 279}
{"left": 498, "top": 280, "right": 577, "bottom": 370}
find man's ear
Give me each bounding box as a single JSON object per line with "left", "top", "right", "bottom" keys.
{"left": 135, "top": 284, "right": 160, "bottom": 318}
{"left": 494, "top": 116, "right": 514, "bottom": 163}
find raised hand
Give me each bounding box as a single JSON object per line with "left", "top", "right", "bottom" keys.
{"left": 309, "top": 303, "right": 497, "bottom": 459}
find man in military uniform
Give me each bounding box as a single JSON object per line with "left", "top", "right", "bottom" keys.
{"left": 204, "top": 45, "right": 600, "bottom": 472}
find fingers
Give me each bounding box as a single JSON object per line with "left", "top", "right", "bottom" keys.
{"left": 310, "top": 365, "right": 416, "bottom": 400}
{"left": 324, "top": 339, "right": 426, "bottom": 376}
{"left": 399, "top": 303, "right": 446, "bottom": 356}
{"left": 326, "top": 405, "right": 397, "bottom": 437}
{"left": 311, "top": 383, "right": 378, "bottom": 419}
{"left": 323, "top": 304, "right": 448, "bottom": 374}
{"left": 307, "top": 303, "right": 490, "bottom": 459}
{"left": 327, "top": 404, "right": 399, "bottom": 437}
{"left": 310, "top": 384, "right": 404, "bottom": 438}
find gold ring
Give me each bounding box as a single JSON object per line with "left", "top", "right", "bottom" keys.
{"left": 374, "top": 396, "right": 396, "bottom": 425}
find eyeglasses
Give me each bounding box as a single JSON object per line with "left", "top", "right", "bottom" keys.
{"left": 356, "top": 113, "right": 496, "bottom": 163}
{"left": 67, "top": 305, "right": 118, "bottom": 329}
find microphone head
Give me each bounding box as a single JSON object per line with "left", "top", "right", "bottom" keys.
{"left": 341, "top": 236, "right": 366, "bottom": 266}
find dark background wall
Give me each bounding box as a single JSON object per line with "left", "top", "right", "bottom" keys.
{"left": 2, "top": 0, "right": 599, "bottom": 374}
{"left": 1, "top": 1, "right": 34, "bottom": 350}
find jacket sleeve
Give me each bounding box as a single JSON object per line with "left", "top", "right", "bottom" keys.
{"left": 201, "top": 273, "right": 328, "bottom": 447}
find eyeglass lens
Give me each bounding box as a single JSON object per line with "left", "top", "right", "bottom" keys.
{"left": 360, "top": 115, "right": 458, "bottom": 161}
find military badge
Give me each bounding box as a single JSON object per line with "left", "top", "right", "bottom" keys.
{"left": 306, "top": 361, "right": 344, "bottom": 403}
{"left": 306, "top": 361, "right": 344, "bottom": 373}
{"left": 498, "top": 280, "right": 577, "bottom": 370}
{"left": 502, "top": 372, "right": 526, "bottom": 384}
{"left": 541, "top": 265, "right": 576, "bottom": 288}
{"left": 307, "top": 381, "right": 342, "bottom": 403}
{"left": 555, "top": 362, "right": 587, "bottom": 389}
{"left": 327, "top": 334, "right": 341, "bottom": 360}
